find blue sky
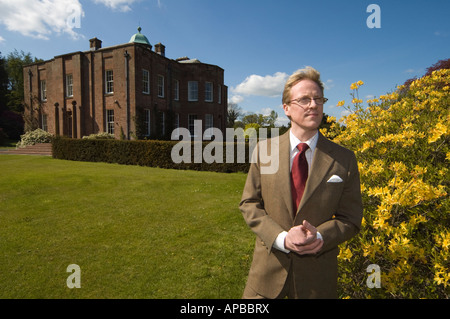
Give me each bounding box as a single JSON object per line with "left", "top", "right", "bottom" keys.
{"left": 1, "top": 0, "right": 449, "bottom": 125}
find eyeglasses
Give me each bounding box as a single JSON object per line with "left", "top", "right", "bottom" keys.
{"left": 290, "top": 97, "right": 328, "bottom": 107}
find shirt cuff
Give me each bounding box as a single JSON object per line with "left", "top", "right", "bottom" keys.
{"left": 273, "top": 231, "right": 290, "bottom": 253}
{"left": 273, "top": 231, "right": 323, "bottom": 254}
{"left": 317, "top": 231, "right": 323, "bottom": 241}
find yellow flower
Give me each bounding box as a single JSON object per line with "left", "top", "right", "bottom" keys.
{"left": 428, "top": 121, "right": 448, "bottom": 143}
{"left": 326, "top": 116, "right": 336, "bottom": 123}
{"left": 337, "top": 100, "right": 345, "bottom": 107}
{"left": 434, "top": 264, "right": 450, "bottom": 288}
{"left": 350, "top": 80, "right": 364, "bottom": 90}
{"left": 338, "top": 246, "right": 353, "bottom": 261}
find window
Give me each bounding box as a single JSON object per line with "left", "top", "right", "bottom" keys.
{"left": 218, "top": 84, "right": 222, "bottom": 104}
{"left": 188, "top": 81, "right": 198, "bottom": 101}
{"left": 143, "top": 69, "right": 150, "bottom": 94}
{"left": 174, "top": 80, "right": 179, "bottom": 101}
{"left": 40, "top": 80, "right": 47, "bottom": 101}
{"left": 106, "top": 109, "right": 114, "bottom": 134}
{"left": 41, "top": 114, "right": 48, "bottom": 131}
{"left": 204, "top": 114, "right": 213, "bottom": 139}
{"left": 144, "top": 109, "right": 151, "bottom": 136}
{"left": 105, "top": 70, "right": 114, "bottom": 94}
{"left": 173, "top": 113, "right": 180, "bottom": 139}
{"left": 188, "top": 114, "right": 197, "bottom": 137}
{"left": 66, "top": 74, "right": 73, "bottom": 97}
{"left": 159, "top": 111, "right": 165, "bottom": 136}
{"left": 205, "top": 82, "right": 213, "bottom": 102}
{"left": 157, "top": 75, "right": 164, "bottom": 98}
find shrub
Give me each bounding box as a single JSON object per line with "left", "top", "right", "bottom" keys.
{"left": 52, "top": 137, "right": 251, "bottom": 173}
{"left": 322, "top": 69, "right": 449, "bottom": 298}
{"left": 16, "top": 128, "right": 53, "bottom": 148}
{"left": 82, "top": 132, "right": 115, "bottom": 140}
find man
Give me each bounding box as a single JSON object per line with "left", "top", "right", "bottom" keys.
{"left": 239, "top": 66, "right": 363, "bottom": 299}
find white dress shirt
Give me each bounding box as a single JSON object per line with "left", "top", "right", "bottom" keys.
{"left": 273, "top": 130, "right": 323, "bottom": 253}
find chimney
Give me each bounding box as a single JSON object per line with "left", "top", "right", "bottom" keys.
{"left": 89, "top": 38, "right": 102, "bottom": 51}
{"left": 155, "top": 43, "right": 165, "bottom": 57}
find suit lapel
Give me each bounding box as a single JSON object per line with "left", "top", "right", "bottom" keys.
{"left": 297, "top": 133, "right": 335, "bottom": 214}
{"left": 275, "top": 132, "right": 295, "bottom": 219}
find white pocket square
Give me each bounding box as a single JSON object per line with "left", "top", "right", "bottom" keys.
{"left": 327, "top": 175, "right": 343, "bottom": 183}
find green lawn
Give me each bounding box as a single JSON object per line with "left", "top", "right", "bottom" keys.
{"left": 0, "top": 155, "right": 254, "bottom": 298}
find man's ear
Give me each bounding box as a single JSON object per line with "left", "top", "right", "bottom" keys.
{"left": 283, "top": 103, "right": 290, "bottom": 116}
{"left": 283, "top": 104, "right": 292, "bottom": 120}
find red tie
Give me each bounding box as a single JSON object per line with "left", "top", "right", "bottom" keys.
{"left": 291, "top": 143, "right": 309, "bottom": 214}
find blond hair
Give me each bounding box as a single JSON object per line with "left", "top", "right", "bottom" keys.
{"left": 282, "top": 66, "right": 324, "bottom": 105}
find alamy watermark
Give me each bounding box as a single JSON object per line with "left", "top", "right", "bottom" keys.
{"left": 170, "top": 120, "right": 280, "bottom": 174}
{"left": 366, "top": 264, "right": 381, "bottom": 288}
{"left": 66, "top": 264, "right": 81, "bottom": 289}
{"left": 366, "top": 4, "right": 381, "bottom": 29}
{"left": 66, "top": 4, "right": 83, "bottom": 30}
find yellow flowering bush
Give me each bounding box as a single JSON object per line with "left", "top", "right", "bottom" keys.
{"left": 324, "top": 69, "right": 450, "bottom": 298}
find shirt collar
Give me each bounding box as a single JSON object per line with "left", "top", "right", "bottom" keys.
{"left": 289, "top": 130, "right": 319, "bottom": 153}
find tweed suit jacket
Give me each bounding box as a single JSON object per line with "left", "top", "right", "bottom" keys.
{"left": 239, "top": 130, "right": 363, "bottom": 299}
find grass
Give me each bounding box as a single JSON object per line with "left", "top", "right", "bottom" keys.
{"left": 0, "top": 155, "right": 254, "bottom": 298}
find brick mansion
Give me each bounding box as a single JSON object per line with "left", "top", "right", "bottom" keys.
{"left": 23, "top": 27, "right": 227, "bottom": 140}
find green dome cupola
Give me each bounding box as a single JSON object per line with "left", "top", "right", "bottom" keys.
{"left": 129, "top": 27, "right": 152, "bottom": 47}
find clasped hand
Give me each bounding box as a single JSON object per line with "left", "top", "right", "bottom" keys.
{"left": 284, "top": 220, "right": 323, "bottom": 255}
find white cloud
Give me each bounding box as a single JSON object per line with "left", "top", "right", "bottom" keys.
{"left": 260, "top": 107, "right": 274, "bottom": 116}
{"left": 324, "top": 79, "right": 334, "bottom": 90}
{"left": 232, "top": 72, "right": 288, "bottom": 97}
{"left": 0, "top": 35, "right": 4, "bottom": 43}
{"left": 0, "top": 0, "right": 84, "bottom": 40}
{"left": 228, "top": 95, "right": 244, "bottom": 105}
{"left": 93, "top": 0, "right": 138, "bottom": 12}
{"left": 276, "top": 116, "right": 290, "bottom": 127}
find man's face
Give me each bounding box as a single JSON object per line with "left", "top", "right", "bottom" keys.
{"left": 283, "top": 79, "right": 324, "bottom": 135}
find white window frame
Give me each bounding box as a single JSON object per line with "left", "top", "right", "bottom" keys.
{"left": 188, "top": 81, "right": 198, "bottom": 101}
{"left": 205, "top": 82, "right": 213, "bottom": 102}
{"left": 157, "top": 75, "right": 164, "bottom": 98}
{"left": 66, "top": 74, "right": 73, "bottom": 97}
{"left": 41, "top": 113, "right": 48, "bottom": 131}
{"left": 159, "top": 111, "right": 165, "bottom": 136}
{"left": 143, "top": 69, "right": 150, "bottom": 94}
{"left": 204, "top": 114, "right": 213, "bottom": 139}
{"left": 173, "top": 113, "right": 180, "bottom": 139}
{"left": 106, "top": 109, "right": 114, "bottom": 134}
{"left": 144, "top": 109, "right": 151, "bottom": 136}
{"left": 105, "top": 70, "right": 114, "bottom": 94}
{"left": 188, "top": 114, "right": 198, "bottom": 137}
{"left": 40, "top": 80, "right": 47, "bottom": 101}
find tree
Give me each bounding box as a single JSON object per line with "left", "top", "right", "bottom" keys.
{"left": 227, "top": 103, "right": 242, "bottom": 128}
{"left": 402, "top": 58, "right": 450, "bottom": 91}
{"left": 0, "top": 50, "right": 42, "bottom": 141}
{"left": 0, "top": 52, "right": 8, "bottom": 114}
{"left": 6, "top": 49, "right": 42, "bottom": 113}
{"left": 241, "top": 111, "right": 279, "bottom": 128}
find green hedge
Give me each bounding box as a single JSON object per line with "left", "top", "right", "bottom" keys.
{"left": 52, "top": 137, "right": 250, "bottom": 173}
